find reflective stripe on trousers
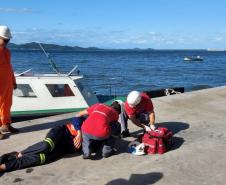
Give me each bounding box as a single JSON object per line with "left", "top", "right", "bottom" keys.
{"left": 39, "top": 153, "right": 46, "bottom": 165}
{"left": 44, "top": 138, "right": 55, "bottom": 152}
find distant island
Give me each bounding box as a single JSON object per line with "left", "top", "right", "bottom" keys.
{"left": 8, "top": 42, "right": 155, "bottom": 51}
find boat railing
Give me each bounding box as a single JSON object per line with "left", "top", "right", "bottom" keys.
{"left": 15, "top": 71, "right": 83, "bottom": 78}
{"left": 16, "top": 43, "right": 81, "bottom": 77}
{"left": 67, "top": 65, "right": 79, "bottom": 76}
{"left": 16, "top": 68, "right": 33, "bottom": 76}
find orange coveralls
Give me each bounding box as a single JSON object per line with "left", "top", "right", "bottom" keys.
{"left": 0, "top": 47, "right": 16, "bottom": 125}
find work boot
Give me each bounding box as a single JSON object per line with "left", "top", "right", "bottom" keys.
{"left": 0, "top": 132, "right": 4, "bottom": 140}
{"left": 82, "top": 153, "right": 91, "bottom": 160}
{"left": 0, "top": 124, "right": 19, "bottom": 133}
{"left": 0, "top": 152, "right": 18, "bottom": 164}
{"left": 121, "top": 129, "right": 131, "bottom": 138}
{"left": 102, "top": 150, "right": 115, "bottom": 158}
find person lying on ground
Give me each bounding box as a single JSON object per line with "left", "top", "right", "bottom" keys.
{"left": 0, "top": 117, "right": 85, "bottom": 173}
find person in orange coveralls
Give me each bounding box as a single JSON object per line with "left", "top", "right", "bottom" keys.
{"left": 0, "top": 25, "right": 18, "bottom": 140}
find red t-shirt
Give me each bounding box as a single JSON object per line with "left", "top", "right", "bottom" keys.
{"left": 81, "top": 103, "right": 119, "bottom": 138}
{"left": 125, "top": 93, "right": 154, "bottom": 117}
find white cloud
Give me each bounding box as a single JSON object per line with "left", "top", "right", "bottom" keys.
{"left": 10, "top": 28, "right": 226, "bottom": 49}
{"left": 215, "top": 37, "right": 223, "bottom": 41}
{"left": 0, "top": 7, "right": 33, "bottom": 13}
{"left": 149, "top": 32, "right": 157, "bottom": 35}
{"left": 211, "top": 30, "right": 226, "bottom": 42}
{"left": 9, "top": 29, "right": 183, "bottom": 47}
{"left": 165, "top": 41, "right": 175, "bottom": 45}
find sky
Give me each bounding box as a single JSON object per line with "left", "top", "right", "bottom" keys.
{"left": 1, "top": 0, "right": 226, "bottom": 49}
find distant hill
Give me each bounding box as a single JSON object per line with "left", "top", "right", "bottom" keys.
{"left": 8, "top": 42, "right": 105, "bottom": 51}
{"left": 8, "top": 42, "right": 154, "bottom": 51}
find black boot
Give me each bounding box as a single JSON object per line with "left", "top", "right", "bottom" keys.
{"left": 83, "top": 153, "right": 91, "bottom": 160}
{"left": 0, "top": 152, "right": 18, "bottom": 164}
{"left": 121, "top": 129, "right": 130, "bottom": 138}
{"left": 0, "top": 132, "right": 4, "bottom": 140}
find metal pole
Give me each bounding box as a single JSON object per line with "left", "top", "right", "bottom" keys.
{"left": 38, "top": 42, "right": 60, "bottom": 75}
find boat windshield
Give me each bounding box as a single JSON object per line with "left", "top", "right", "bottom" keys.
{"left": 46, "top": 84, "right": 75, "bottom": 97}
{"left": 76, "top": 81, "right": 84, "bottom": 91}
{"left": 13, "top": 84, "right": 37, "bottom": 97}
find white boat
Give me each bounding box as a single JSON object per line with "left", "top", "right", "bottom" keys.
{"left": 184, "top": 56, "right": 203, "bottom": 61}
{"left": 11, "top": 43, "right": 99, "bottom": 117}
{"left": 12, "top": 71, "right": 99, "bottom": 117}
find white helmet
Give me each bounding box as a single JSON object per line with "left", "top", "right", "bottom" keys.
{"left": 127, "top": 91, "right": 141, "bottom": 107}
{"left": 128, "top": 141, "right": 145, "bottom": 155}
{"left": 0, "top": 25, "right": 12, "bottom": 39}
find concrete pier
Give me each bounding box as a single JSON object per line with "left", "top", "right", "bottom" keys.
{"left": 1, "top": 86, "right": 226, "bottom": 185}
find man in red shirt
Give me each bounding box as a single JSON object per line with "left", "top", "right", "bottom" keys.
{"left": 124, "top": 91, "right": 156, "bottom": 132}
{"left": 76, "top": 102, "right": 121, "bottom": 159}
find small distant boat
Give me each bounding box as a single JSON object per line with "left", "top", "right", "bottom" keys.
{"left": 184, "top": 56, "right": 203, "bottom": 61}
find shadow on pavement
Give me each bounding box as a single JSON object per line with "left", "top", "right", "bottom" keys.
{"left": 13, "top": 118, "right": 71, "bottom": 134}
{"left": 105, "top": 172, "right": 163, "bottom": 185}
{"left": 156, "top": 121, "right": 189, "bottom": 134}
{"left": 12, "top": 115, "right": 56, "bottom": 123}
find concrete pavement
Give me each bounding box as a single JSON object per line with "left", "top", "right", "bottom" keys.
{"left": 0, "top": 86, "right": 226, "bottom": 185}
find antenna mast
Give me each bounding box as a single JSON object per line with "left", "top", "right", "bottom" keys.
{"left": 38, "top": 42, "right": 60, "bottom": 75}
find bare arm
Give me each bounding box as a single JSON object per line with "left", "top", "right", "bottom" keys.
{"left": 75, "top": 109, "right": 88, "bottom": 117}
{"left": 73, "top": 109, "right": 88, "bottom": 149}
{"left": 73, "top": 130, "right": 82, "bottom": 149}
{"left": 149, "top": 111, "right": 155, "bottom": 125}
{"left": 129, "top": 111, "right": 155, "bottom": 130}
{"left": 148, "top": 111, "right": 156, "bottom": 130}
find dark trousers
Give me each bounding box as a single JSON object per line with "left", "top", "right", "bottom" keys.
{"left": 82, "top": 122, "right": 121, "bottom": 155}
{"left": 136, "top": 113, "right": 150, "bottom": 125}
{"left": 119, "top": 112, "right": 150, "bottom": 133}
{"left": 0, "top": 125, "right": 76, "bottom": 172}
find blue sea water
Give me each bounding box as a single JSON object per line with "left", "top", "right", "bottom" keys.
{"left": 11, "top": 49, "right": 226, "bottom": 95}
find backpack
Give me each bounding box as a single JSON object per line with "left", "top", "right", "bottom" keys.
{"left": 141, "top": 127, "right": 173, "bottom": 154}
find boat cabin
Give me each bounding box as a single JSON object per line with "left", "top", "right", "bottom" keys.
{"left": 12, "top": 74, "right": 99, "bottom": 117}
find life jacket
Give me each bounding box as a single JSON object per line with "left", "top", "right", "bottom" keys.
{"left": 66, "top": 123, "right": 78, "bottom": 136}
{"left": 141, "top": 127, "right": 173, "bottom": 154}
{"left": 66, "top": 116, "right": 86, "bottom": 136}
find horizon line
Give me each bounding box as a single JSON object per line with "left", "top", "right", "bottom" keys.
{"left": 8, "top": 42, "right": 226, "bottom": 51}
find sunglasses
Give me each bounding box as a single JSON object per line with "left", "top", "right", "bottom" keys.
{"left": 4, "top": 39, "right": 10, "bottom": 44}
